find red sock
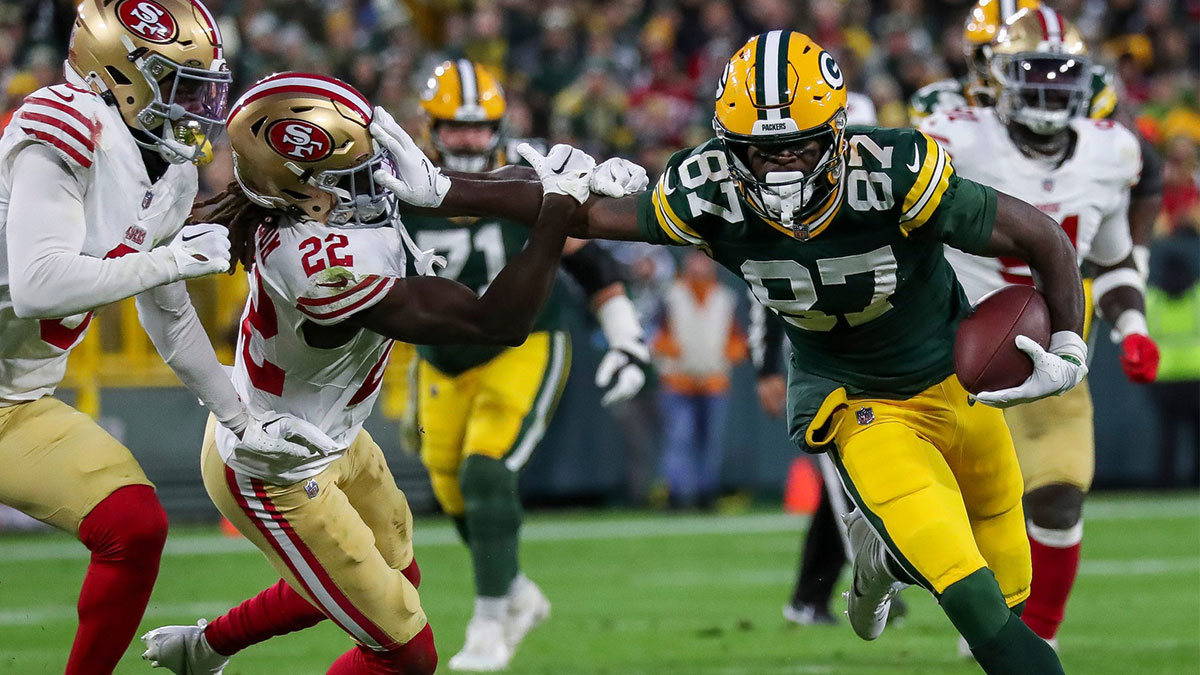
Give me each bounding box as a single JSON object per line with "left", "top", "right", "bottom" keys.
{"left": 1023, "top": 521, "right": 1083, "bottom": 640}
{"left": 402, "top": 558, "right": 421, "bottom": 589}
{"left": 206, "top": 579, "right": 327, "bottom": 656}
{"left": 67, "top": 485, "right": 168, "bottom": 675}
{"left": 326, "top": 624, "right": 437, "bottom": 675}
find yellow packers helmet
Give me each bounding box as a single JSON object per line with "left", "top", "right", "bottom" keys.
{"left": 226, "top": 73, "right": 396, "bottom": 227}
{"left": 713, "top": 31, "right": 848, "bottom": 240}
{"left": 962, "top": 0, "right": 1041, "bottom": 105}
{"left": 991, "top": 8, "right": 1092, "bottom": 138}
{"left": 68, "top": 0, "right": 231, "bottom": 164}
{"left": 420, "top": 59, "right": 506, "bottom": 171}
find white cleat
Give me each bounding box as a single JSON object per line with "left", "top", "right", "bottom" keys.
{"left": 505, "top": 575, "right": 550, "bottom": 649}
{"left": 448, "top": 616, "right": 514, "bottom": 672}
{"left": 141, "top": 619, "right": 229, "bottom": 674}
{"left": 843, "top": 509, "right": 904, "bottom": 641}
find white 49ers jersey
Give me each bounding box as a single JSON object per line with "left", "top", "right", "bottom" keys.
{"left": 0, "top": 82, "right": 197, "bottom": 402}
{"left": 215, "top": 218, "right": 406, "bottom": 482}
{"left": 919, "top": 107, "right": 1140, "bottom": 303}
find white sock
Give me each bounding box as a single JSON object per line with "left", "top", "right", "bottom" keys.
{"left": 507, "top": 573, "right": 530, "bottom": 597}
{"left": 474, "top": 595, "right": 508, "bottom": 622}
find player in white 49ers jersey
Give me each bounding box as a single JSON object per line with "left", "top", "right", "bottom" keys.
{"left": 0, "top": 1, "right": 335, "bottom": 673}
{"left": 142, "top": 72, "right": 646, "bottom": 675}
{"left": 920, "top": 7, "right": 1159, "bottom": 648}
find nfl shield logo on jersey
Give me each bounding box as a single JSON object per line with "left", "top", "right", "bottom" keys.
{"left": 1042, "top": 179, "right": 1054, "bottom": 192}
{"left": 304, "top": 479, "right": 319, "bottom": 499}
{"left": 142, "top": 190, "right": 154, "bottom": 209}
{"left": 856, "top": 406, "right": 875, "bottom": 425}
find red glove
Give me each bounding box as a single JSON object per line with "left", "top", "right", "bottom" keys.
{"left": 1120, "top": 333, "right": 1159, "bottom": 383}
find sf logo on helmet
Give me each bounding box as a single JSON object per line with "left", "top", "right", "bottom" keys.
{"left": 117, "top": 0, "right": 178, "bottom": 44}
{"left": 267, "top": 120, "right": 334, "bottom": 161}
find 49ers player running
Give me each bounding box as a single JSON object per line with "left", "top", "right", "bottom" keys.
{"left": 0, "top": 1, "right": 334, "bottom": 672}
{"left": 921, "top": 7, "right": 1159, "bottom": 649}
{"left": 141, "top": 73, "right": 644, "bottom": 674}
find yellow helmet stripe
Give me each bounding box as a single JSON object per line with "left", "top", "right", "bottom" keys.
{"left": 900, "top": 134, "right": 954, "bottom": 232}
{"left": 652, "top": 181, "right": 705, "bottom": 246}
{"left": 457, "top": 59, "right": 478, "bottom": 107}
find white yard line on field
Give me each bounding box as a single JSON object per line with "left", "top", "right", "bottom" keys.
{"left": 0, "top": 497, "right": 1194, "bottom": 564}
{"left": 0, "top": 601, "right": 233, "bottom": 627}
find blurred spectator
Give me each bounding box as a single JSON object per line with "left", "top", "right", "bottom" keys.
{"left": 652, "top": 251, "right": 747, "bottom": 509}
{"left": 1146, "top": 222, "right": 1200, "bottom": 487}
{"left": 1160, "top": 138, "right": 1200, "bottom": 233}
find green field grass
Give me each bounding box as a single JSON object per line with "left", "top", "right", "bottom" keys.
{"left": 0, "top": 493, "right": 1196, "bottom": 674}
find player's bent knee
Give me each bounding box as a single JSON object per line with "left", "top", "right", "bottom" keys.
{"left": 377, "top": 623, "right": 437, "bottom": 675}
{"left": 79, "top": 484, "right": 168, "bottom": 558}
{"left": 1024, "top": 483, "right": 1084, "bottom": 530}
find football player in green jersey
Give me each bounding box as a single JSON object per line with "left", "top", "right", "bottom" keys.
{"left": 410, "top": 59, "right": 653, "bottom": 671}
{"left": 380, "top": 31, "right": 1089, "bottom": 674}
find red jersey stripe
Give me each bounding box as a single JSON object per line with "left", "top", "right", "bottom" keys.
{"left": 19, "top": 127, "right": 92, "bottom": 168}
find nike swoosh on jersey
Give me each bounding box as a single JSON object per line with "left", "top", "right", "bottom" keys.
{"left": 906, "top": 152, "right": 920, "bottom": 173}
{"left": 50, "top": 89, "right": 74, "bottom": 102}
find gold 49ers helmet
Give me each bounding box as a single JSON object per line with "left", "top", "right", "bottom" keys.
{"left": 420, "top": 59, "right": 507, "bottom": 172}
{"left": 962, "top": 0, "right": 1041, "bottom": 105}
{"left": 226, "top": 73, "right": 396, "bottom": 227}
{"left": 713, "top": 31, "right": 848, "bottom": 239}
{"left": 990, "top": 7, "right": 1091, "bottom": 138}
{"left": 68, "top": 0, "right": 231, "bottom": 164}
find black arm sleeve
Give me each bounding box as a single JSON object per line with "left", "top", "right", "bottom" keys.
{"left": 748, "top": 293, "right": 786, "bottom": 377}
{"left": 1131, "top": 134, "right": 1164, "bottom": 199}
{"left": 560, "top": 241, "right": 626, "bottom": 296}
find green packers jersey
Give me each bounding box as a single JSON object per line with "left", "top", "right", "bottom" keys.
{"left": 636, "top": 128, "right": 997, "bottom": 442}
{"left": 403, "top": 213, "right": 565, "bottom": 374}
{"left": 908, "top": 68, "right": 1117, "bottom": 121}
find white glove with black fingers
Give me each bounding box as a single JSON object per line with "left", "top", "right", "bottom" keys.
{"left": 590, "top": 157, "right": 649, "bottom": 198}
{"left": 594, "top": 294, "right": 651, "bottom": 406}
{"left": 974, "top": 331, "right": 1089, "bottom": 408}
{"left": 517, "top": 142, "right": 596, "bottom": 204}
{"left": 234, "top": 412, "right": 341, "bottom": 462}
{"left": 370, "top": 106, "right": 451, "bottom": 208}
{"left": 168, "top": 222, "right": 231, "bottom": 279}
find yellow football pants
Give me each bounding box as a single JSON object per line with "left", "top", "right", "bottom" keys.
{"left": 811, "top": 375, "right": 1030, "bottom": 604}
{"left": 418, "top": 331, "right": 571, "bottom": 516}
{"left": 201, "top": 417, "right": 426, "bottom": 649}
{"left": 0, "top": 397, "right": 152, "bottom": 534}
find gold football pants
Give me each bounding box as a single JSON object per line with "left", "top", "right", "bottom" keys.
{"left": 808, "top": 375, "right": 1030, "bottom": 604}
{"left": 201, "top": 417, "right": 425, "bottom": 649}
{"left": 0, "top": 397, "right": 152, "bottom": 534}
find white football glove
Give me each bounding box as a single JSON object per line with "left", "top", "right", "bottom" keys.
{"left": 369, "top": 106, "right": 451, "bottom": 208}
{"left": 973, "top": 331, "right": 1088, "bottom": 408}
{"left": 168, "top": 222, "right": 231, "bottom": 279}
{"left": 594, "top": 294, "right": 651, "bottom": 406}
{"left": 590, "top": 157, "right": 649, "bottom": 198}
{"left": 234, "top": 412, "right": 340, "bottom": 460}
{"left": 517, "top": 142, "right": 596, "bottom": 204}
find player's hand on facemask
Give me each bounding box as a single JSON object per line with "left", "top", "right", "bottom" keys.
{"left": 973, "top": 331, "right": 1088, "bottom": 408}
{"left": 369, "top": 106, "right": 451, "bottom": 208}
{"left": 517, "top": 143, "right": 596, "bottom": 204}
{"left": 168, "top": 222, "right": 231, "bottom": 279}
{"left": 591, "top": 158, "right": 649, "bottom": 198}
{"left": 234, "top": 412, "right": 340, "bottom": 460}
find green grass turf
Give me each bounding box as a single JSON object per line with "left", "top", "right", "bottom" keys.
{"left": 0, "top": 493, "right": 1195, "bottom": 674}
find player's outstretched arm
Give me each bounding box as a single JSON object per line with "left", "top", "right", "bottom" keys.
{"left": 977, "top": 191, "right": 1085, "bottom": 336}
{"left": 342, "top": 192, "right": 578, "bottom": 346}
{"left": 6, "top": 145, "right": 230, "bottom": 319}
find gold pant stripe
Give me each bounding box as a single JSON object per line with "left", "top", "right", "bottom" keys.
{"left": 505, "top": 331, "right": 571, "bottom": 471}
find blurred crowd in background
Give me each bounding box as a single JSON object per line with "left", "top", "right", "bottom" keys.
{"left": 0, "top": 0, "right": 1197, "bottom": 501}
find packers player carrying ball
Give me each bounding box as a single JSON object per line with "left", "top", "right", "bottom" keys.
{"left": 381, "top": 31, "right": 1088, "bottom": 674}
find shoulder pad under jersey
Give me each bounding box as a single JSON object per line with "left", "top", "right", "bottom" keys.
{"left": 11, "top": 84, "right": 106, "bottom": 171}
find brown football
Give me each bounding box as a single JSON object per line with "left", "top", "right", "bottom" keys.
{"left": 955, "top": 285, "right": 1052, "bottom": 395}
